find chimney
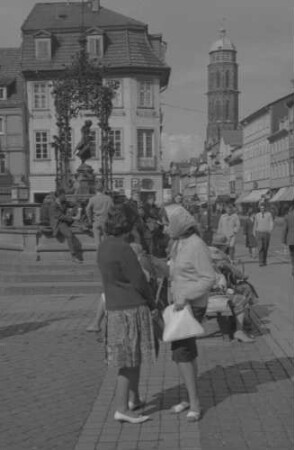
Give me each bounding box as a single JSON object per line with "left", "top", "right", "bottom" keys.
{"left": 91, "top": 0, "right": 100, "bottom": 12}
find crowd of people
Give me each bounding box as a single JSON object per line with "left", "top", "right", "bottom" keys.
{"left": 39, "top": 187, "right": 294, "bottom": 424}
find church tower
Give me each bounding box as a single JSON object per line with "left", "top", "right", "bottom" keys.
{"left": 206, "top": 28, "right": 239, "bottom": 149}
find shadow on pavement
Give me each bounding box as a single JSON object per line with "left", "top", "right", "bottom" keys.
{"left": 0, "top": 317, "right": 66, "bottom": 340}
{"left": 144, "top": 357, "right": 294, "bottom": 417}
{"left": 253, "top": 304, "right": 275, "bottom": 322}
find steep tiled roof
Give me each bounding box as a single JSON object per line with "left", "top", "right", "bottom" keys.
{"left": 0, "top": 48, "right": 23, "bottom": 105}
{"left": 221, "top": 129, "right": 242, "bottom": 147}
{"left": 21, "top": 30, "right": 168, "bottom": 70}
{"left": 22, "top": 3, "right": 147, "bottom": 31}
{"left": 21, "top": 4, "right": 170, "bottom": 85}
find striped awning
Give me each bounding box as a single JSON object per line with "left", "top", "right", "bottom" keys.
{"left": 277, "top": 186, "right": 294, "bottom": 202}
{"left": 269, "top": 187, "right": 288, "bottom": 202}
{"left": 242, "top": 189, "right": 269, "bottom": 203}
{"left": 235, "top": 192, "right": 249, "bottom": 204}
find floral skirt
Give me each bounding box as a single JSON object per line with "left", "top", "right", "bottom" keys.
{"left": 105, "top": 305, "right": 156, "bottom": 368}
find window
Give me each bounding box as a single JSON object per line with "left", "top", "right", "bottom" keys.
{"left": 216, "top": 72, "right": 221, "bottom": 88}
{"left": 0, "top": 153, "right": 5, "bottom": 174}
{"left": 223, "top": 52, "right": 232, "bottom": 61}
{"left": 225, "top": 71, "right": 230, "bottom": 88}
{"left": 108, "top": 129, "right": 123, "bottom": 158}
{"left": 215, "top": 100, "right": 221, "bottom": 120}
{"left": 225, "top": 100, "right": 230, "bottom": 120}
{"left": 87, "top": 36, "right": 103, "bottom": 58}
{"left": 137, "top": 129, "right": 154, "bottom": 158}
{"left": 60, "top": 128, "right": 73, "bottom": 158}
{"left": 0, "top": 87, "right": 7, "bottom": 100}
{"left": 35, "top": 38, "right": 51, "bottom": 60}
{"left": 0, "top": 116, "right": 4, "bottom": 134}
{"left": 89, "top": 129, "right": 99, "bottom": 158}
{"left": 138, "top": 80, "right": 153, "bottom": 108}
{"left": 113, "top": 178, "right": 124, "bottom": 190}
{"left": 33, "top": 82, "right": 49, "bottom": 109}
{"left": 209, "top": 73, "right": 214, "bottom": 90}
{"left": 105, "top": 79, "right": 123, "bottom": 107}
{"left": 34, "top": 131, "right": 50, "bottom": 159}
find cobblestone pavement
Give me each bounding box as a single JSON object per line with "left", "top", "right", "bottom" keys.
{"left": 1, "top": 225, "right": 293, "bottom": 450}
{"left": 0, "top": 294, "right": 106, "bottom": 450}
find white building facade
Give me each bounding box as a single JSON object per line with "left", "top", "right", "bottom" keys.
{"left": 21, "top": 1, "right": 170, "bottom": 203}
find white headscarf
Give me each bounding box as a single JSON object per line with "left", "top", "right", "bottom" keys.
{"left": 167, "top": 206, "right": 197, "bottom": 240}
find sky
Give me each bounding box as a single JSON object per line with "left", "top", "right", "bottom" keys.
{"left": 0, "top": 0, "right": 293, "bottom": 166}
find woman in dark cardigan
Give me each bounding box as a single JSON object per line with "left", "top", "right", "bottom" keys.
{"left": 97, "top": 205, "right": 156, "bottom": 424}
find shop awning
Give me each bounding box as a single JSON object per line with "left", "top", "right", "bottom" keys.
{"left": 277, "top": 186, "right": 294, "bottom": 202}
{"left": 235, "top": 192, "right": 249, "bottom": 204}
{"left": 216, "top": 194, "right": 231, "bottom": 203}
{"left": 269, "top": 187, "right": 288, "bottom": 202}
{"left": 242, "top": 189, "right": 269, "bottom": 203}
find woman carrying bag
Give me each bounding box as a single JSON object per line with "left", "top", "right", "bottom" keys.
{"left": 166, "top": 206, "right": 216, "bottom": 421}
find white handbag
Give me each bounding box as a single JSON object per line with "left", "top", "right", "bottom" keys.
{"left": 162, "top": 304, "right": 204, "bottom": 342}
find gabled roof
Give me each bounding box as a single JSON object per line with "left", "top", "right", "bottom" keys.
{"left": 221, "top": 129, "right": 243, "bottom": 147}
{"left": 22, "top": 3, "right": 147, "bottom": 32}
{"left": 0, "top": 48, "right": 23, "bottom": 105}
{"left": 241, "top": 93, "right": 293, "bottom": 125}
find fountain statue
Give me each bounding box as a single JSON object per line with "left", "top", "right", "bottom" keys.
{"left": 72, "top": 120, "right": 95, "bottom": 197}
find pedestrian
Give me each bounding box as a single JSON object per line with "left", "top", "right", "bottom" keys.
{"left": 86, "top": 181, "right": 113, "bottom": 248}
{"left": 217, "top": 203, "right": 240, "bottom": 261}
{"left": 243, "top": 209, "right": 257, "bottom": 258}
{"left": 143, "top": 195, "right": 163, "bottom": 255}
{"left": 97, "top": 205, "right": 156, "bottom": 424}
{"left": 282, "top": 200, "right": 294, "bottom": 277}
{"left": 167, "top": 206, "right": 215, "bottom": 421}
{"left": 253, "top": 203, "right": 274, "bottom": 266}
{"left": 174, "top": 193, "right": 183, "bottom": 205}
{"left": 49, "top": 189, "right": 81, "bottom": 263}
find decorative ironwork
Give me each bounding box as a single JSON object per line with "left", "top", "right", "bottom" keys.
{"left": 51, "top": 36, "right": 117, "bottom": 192}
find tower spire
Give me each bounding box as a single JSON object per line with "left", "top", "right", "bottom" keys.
{"left": 218, "top": 17, "right": 227, "bottom": 38}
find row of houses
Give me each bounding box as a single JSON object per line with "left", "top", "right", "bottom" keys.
{"left": 0, "top": 0, "right": 170, "bottom": 204}
{"left": 170, "top": 92, "right": 294, "bottom": 212}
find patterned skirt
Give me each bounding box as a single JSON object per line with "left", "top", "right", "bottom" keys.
{"left": 105, "top": 305, "right": 156, "bottom": 368}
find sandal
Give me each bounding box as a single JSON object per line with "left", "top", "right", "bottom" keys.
{"left": 187, "top": 410, "right": 202, "bottom": 422}
{"left": 170, "top": 401, "right": 190, "bottom": 414}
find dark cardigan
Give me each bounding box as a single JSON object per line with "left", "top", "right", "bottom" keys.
{"left": 97, "top": 236, "right": 154, "bottom": 311}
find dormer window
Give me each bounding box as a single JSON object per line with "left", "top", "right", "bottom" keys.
{"left": 0, "top": 87, "right": 7, "bottom": 100}
{"left": 35, "top": 38, "right": 51, "bottom": 60}
{"left": 34, "top": 31, "right": 52, "bottom": 60}
{"left": 87, "top": 35, "right": 103, "bottom": 58}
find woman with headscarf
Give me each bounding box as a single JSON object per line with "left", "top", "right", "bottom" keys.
{"left": 166, "top": 206, "right": 216, "bottom": 421}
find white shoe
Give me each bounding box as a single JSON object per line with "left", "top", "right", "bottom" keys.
{"left": 114, "top": 411, "right": 149, "bottom": 424}
{"left": 234, "top": 330, "right": 255, "bottom": 343}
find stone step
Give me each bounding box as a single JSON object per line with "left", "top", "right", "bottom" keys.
{"left": 0, "top": 261, "right": 98, "bottom": 273}
{"left": 0, "top": 281, "right": 103, "bottom": 296}
{"left": 0, "top": 271, "right": 99, "bottom": 283}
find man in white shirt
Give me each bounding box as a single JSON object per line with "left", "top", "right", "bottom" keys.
{"left": 253, "top": 204, "right": 274, "bottom": 266}
{"left": 217, "top": 203, "right": 240, "bottom": 260}
{"left": 86, "top": 181, "right": 113, "bottom": 248}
